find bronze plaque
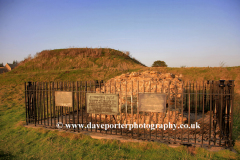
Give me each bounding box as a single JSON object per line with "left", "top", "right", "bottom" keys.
{"left": 86, "top": 93, "right": 119, "bottom": 115}
{"left": 139, "top": 93, "right": 166, "bottom": 112}
{"left": 55, "top": 91, "right": 72, "bottom": 107}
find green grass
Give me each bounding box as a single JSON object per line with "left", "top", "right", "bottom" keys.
{"left": 0, "top": 58, "right": 240, "bottom": 159}
{"left": 0, "top": 101, "right": 239, "bottom": 159}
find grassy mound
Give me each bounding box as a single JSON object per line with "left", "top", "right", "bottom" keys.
{"left": 14, "top": 48, "right": 146, "bottom": 73}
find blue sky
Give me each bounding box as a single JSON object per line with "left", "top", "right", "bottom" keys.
{"left": 0, "top": 0, "right": 239, "bottom": 67}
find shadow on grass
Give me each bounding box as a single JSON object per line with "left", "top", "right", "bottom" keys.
{"left": 0, "top": 150, "right": 15, "bottom": 160}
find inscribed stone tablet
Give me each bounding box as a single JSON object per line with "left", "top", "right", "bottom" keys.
{"left": 139, "top": 93, "right": 166, "bottom": 112}
{"left": 86, "top": 93, "right": 119, "bottom": 115}
{"left": 55, "top": 91, "right": 72, "bottom": 107}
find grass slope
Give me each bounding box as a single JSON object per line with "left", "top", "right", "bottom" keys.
{"left": 14, "top": 48, "right": 145, "bottom": 73}
{"left": 0, "top": 51, "right": 240, "bottom": 159}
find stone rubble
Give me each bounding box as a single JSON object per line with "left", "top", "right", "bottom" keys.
{"left": 95, "top": 71, "right": 187, "bottom": 125}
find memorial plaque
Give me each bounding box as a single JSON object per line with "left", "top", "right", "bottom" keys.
{"left": 139, "top": 93, "right": 166, "bottom": 112}
{"left": 86, "top": 93, "right": 119, "bottom": 115}
{"left": 55, "top": 91, "right": 72, "bottom": 107}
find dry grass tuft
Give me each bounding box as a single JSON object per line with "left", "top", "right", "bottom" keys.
{"left": 15, "top": 121, "right": 26, "bottom": 128}
{"left": 187, "top": 146, "right": 197, "bottom": 155}
{"left": 234, "top": 140, "right": 240, "bottom": 153}
{"left": 57, "top": 131, "right": 72, "bottom": 138}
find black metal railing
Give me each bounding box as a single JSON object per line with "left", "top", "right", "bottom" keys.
{"left": 25, "top": 80, "right": 234, "bottom": 148}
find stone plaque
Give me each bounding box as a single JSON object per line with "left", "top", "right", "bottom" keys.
{"left": 139, "top": 93, "right": 166, "bottom": 112}
{"left": 55, "top": 91, "right": 72, "bottom": 107}
{"left": 86, "top": 93, "right": 119, "bottom": 115}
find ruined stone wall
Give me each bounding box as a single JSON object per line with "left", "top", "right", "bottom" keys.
{"left": 95, "top": 71, "right": 187, "bottom": 124}
{"left": 97, "top": 71, "right": 184, "bottom": 108}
